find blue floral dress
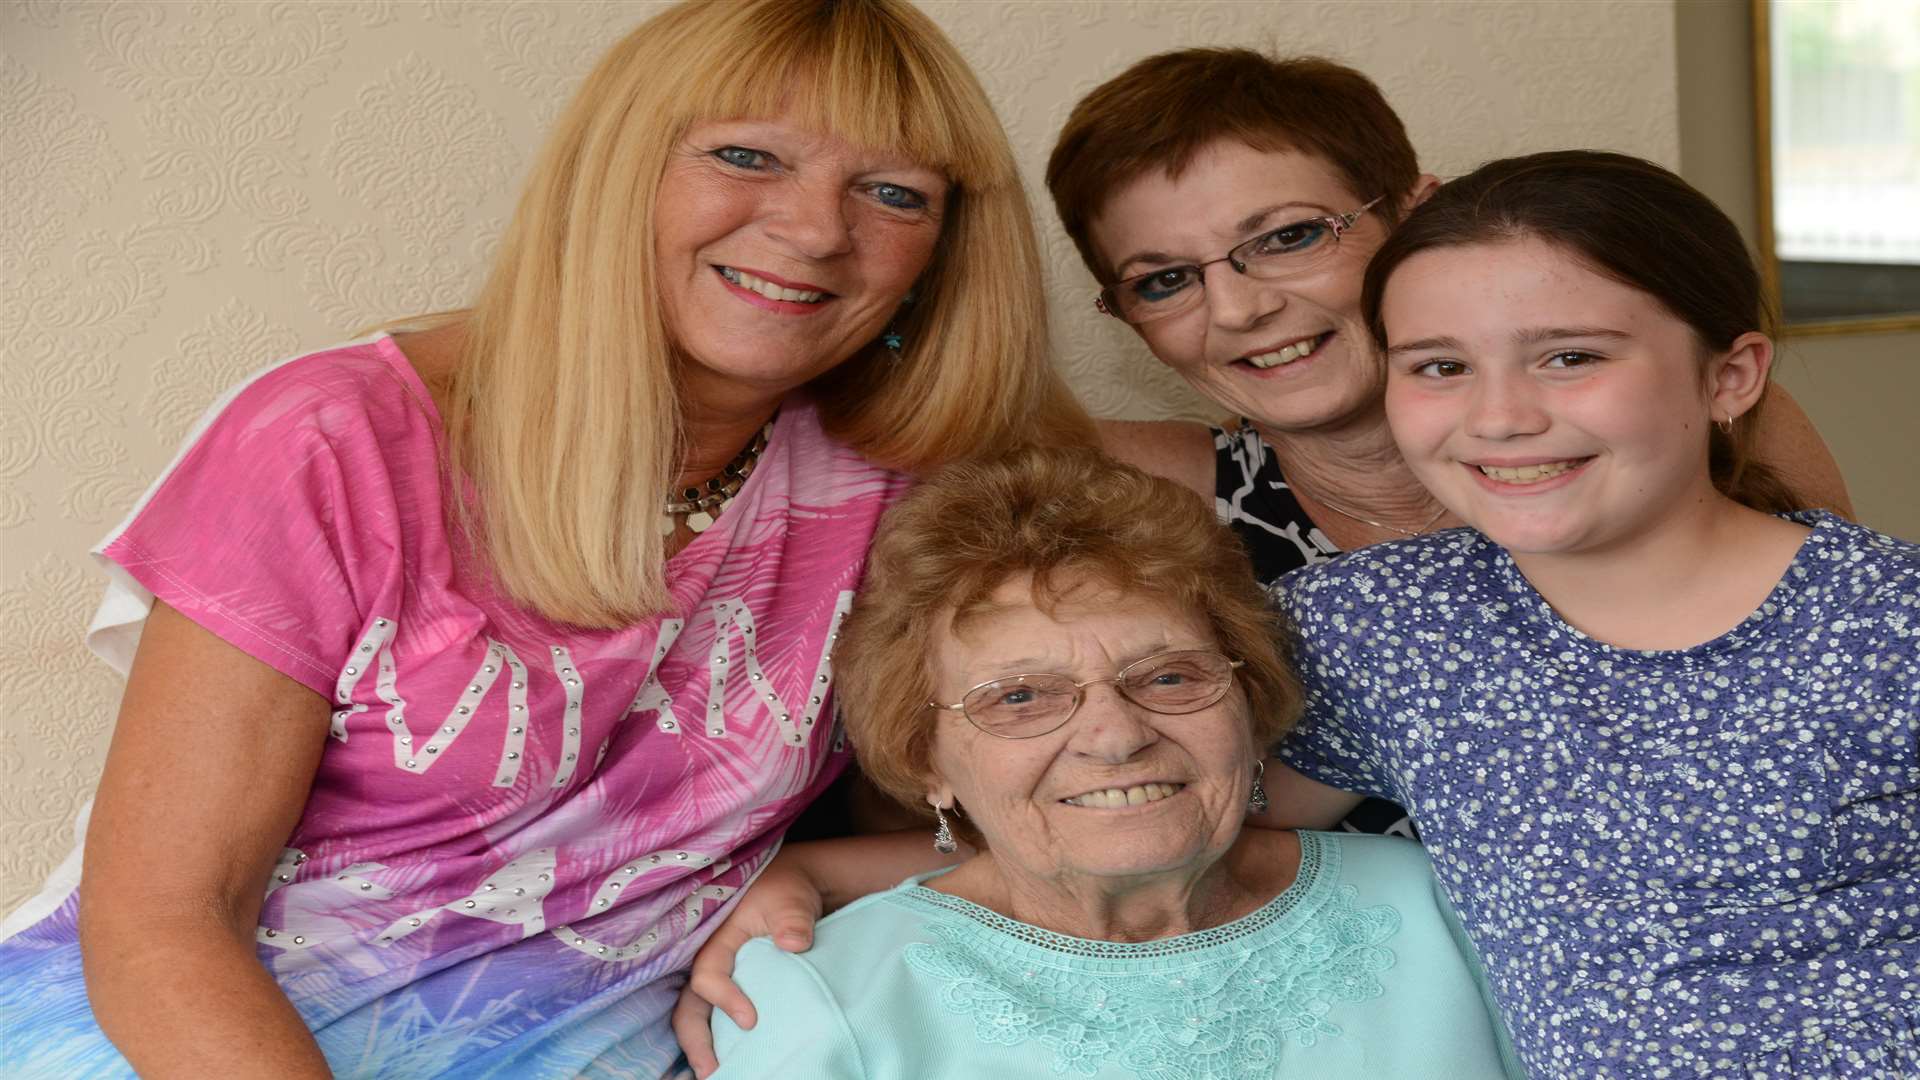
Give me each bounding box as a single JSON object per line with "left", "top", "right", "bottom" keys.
{"left": 1272, "top": 512, "right": 1920, "bottom": 1078}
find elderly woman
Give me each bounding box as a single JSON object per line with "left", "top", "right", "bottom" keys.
{"left": 0, "top": 1, "right": 1087, "bottom": 1076}
{"left": 706, "top": 448, "right": 1520, "bottom": 1078}
{"left": 1047, "top": 48, "right": 1853, "bottom": 841}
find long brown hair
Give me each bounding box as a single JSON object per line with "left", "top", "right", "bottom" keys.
{"left": 1360, "top": 150, "right": 1797, "bottom": 514}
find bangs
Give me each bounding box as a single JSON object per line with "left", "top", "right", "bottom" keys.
{"left": 669, "top": 0, "right": 1007, "bottom": 191}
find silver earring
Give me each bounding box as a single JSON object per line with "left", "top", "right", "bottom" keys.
{"left": 1716, "top": 412, "right": 1735, "bottom": 436}
{"left": 1248, "top": 760, "right": 1270, "bottom": 815}
{"left": 932, "top": 804, "right": 957, "bottom": 854}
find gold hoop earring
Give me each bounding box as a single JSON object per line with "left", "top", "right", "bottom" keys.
{"left": 1716, "top": 413, "right": 1735, "bottom": 436}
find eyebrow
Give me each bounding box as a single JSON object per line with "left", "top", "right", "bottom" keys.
{"left": 1515, "top": 325, "right": 1631, "bottom": 344}
{"left": 1110, "top": 201, "right": 1334, "bottom": 279}
{"left": 1387, "top": 326, "right": 1632, "bottom": 357}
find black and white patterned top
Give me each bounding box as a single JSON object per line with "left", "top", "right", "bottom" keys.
{"left": 1212, "top": 421, "right": 1415, "bottom": 840}
{"left": 1270, "top": 511, "right": 1920, "bottom": 1079}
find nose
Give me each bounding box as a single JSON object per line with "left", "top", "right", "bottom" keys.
{"left": 765, "top": 177, "right": 855, "bottom": 260}
{"left": 1067, "top": 682, "right": 1161, "bottom": 764}
{"left": 1463, "top": 369, "right": 1549, "bottom": 440}
{"left": 1203, "top": 260, "right": 1281, "bottom": 333}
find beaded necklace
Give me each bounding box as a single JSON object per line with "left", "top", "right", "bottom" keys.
{"left": 659, "top": 419, "right": 773, "bottom": 535}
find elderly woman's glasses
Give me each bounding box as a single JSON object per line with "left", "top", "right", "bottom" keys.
{"left": 928, "top": 649, "right": 1244, "bottom": 740}
{"left": 1094, "top": 197, "right": 1384, "bottom": 325}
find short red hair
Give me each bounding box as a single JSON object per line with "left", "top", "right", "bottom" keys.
{"left": 1045, "top": 49, "right": 1419, "bottom": 282}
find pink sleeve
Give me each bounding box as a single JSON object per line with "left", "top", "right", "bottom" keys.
{"left": 101, "top": 357, "right": 407, "bottom": 697}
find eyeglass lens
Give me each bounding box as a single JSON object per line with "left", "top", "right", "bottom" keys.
{"left": 960, "top": 650, "right": 1236, "bottom": 737}
{"left": 1103, "top": 215, "right": 1341, "bottom": 324}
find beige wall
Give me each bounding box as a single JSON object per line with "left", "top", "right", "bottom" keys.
{"left": 1675, "top": 0, "right": 1919, "bottom": 542}
{"left": 0, "top": 0, "right": 1686, "bottom": 911}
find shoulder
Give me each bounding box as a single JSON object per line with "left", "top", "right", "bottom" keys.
{"left": 1312, "top": 830, "right": 1434, "bottom": 883}
{"left": 1304, "top": 832, "right": 1462, "bottom": 939}
{"left": 1794, "top": 510, "right": 1920, "bottom": 576}
{"left": 187, "top": 335, "right": 435, "bottom": 454}
{"left": 773, "top": 395, "right": 913, "bottom": 498}
{"left": 1268, "top": 528, "right": 1497, "bottom": 625}
{"left": 743, "top": 878, "right": 935, "bottom": 987}
{"left": 1095, "top": 419, "right": 1215, "bottom": 497}
{"left": 1786, "top": 512, "right": 1920, "bottom": 647}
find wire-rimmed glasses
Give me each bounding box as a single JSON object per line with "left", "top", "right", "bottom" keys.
{"left": 1094, "top": 196, "right": 1383, "bottom": 325}
{"left": 927, "top": 649, "right": 1244, "bottom": 740}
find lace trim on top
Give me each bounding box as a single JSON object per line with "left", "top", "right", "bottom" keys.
{"left": 894, "top": 833, "right": 1403, "bottom": 1079}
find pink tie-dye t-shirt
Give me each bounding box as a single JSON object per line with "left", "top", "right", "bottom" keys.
{"left": 0, "top": 335, "right": 908, "bottom": 1078}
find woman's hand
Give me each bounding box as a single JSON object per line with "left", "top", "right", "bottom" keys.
{"left": 672, "top": 847, "right": 825, "bottom": 1078}
{"left": 671, "top": 830, "right": 966, "bottom": 1077}
{"left": 78, "top": 601, "right": 334, "bottom": 1078}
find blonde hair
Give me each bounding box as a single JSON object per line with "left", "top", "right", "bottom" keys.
{"left": 837, "top": 447, "right": 1302, "bottom": 840}
{"left": 445, "top": 0, "right": 1094, "bottom": 627}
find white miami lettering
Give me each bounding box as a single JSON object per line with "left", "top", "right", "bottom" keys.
{"left": 628, "top": 618, "right": 686, "bottom": 735}
{"left": 551, "top": 853, "right": 731, "bottom": 963}
{"left": 331, "top": 617, "right": 399, "bottom": 742}
{"left": 707, "top": 591, "right": 853, "bottom": 747}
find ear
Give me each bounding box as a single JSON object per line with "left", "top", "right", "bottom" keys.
{"left": 1706, "top": 331, "right": 1774, "bottom": 423}
{"left": 925, "top": 784, "right": 954, "bottom": 812}
{"left": 1401, "top": 173, "right": 1442, "bottom": 215}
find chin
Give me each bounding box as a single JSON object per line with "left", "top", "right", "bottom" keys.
{"left": 1471, "top": 517, "right": 1607, "bottom": 558}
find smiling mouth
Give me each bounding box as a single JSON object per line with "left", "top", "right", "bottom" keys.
{"left": 717, "top": 266, "right": 829, "bottom": 304}
{"left": 1241, "top": 331, "right": 1331, "bottom": 370}
{"left": 1061, "top": 782, "right": 1185, "bottom": 808}
{"left": 1475, "top": 458, "right": 1591, "bottom": 484}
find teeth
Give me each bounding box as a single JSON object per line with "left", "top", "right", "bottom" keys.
{"left": 718, "top": 266, "right": 826, "bottom": 303}
{"left": 1244, "top": 333, "right": 1325, "bottom": 369}
{"left": 1063, "top": 782, "right": 1184, "bottom": 808}
{"left": 1478, "top": 460, "right": 1581, "bottom": 483}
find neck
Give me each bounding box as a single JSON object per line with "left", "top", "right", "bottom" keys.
{"left": 1253, "top": 409, "right": 1451, "bottom": 539}
{"left": 956, "top": 830, "right": 1290, "bottom": 942}
{"left": 1509, "top": 489, "right": 1810, "bottom": 650}
{"left": 677, "top": 389, "right": 781, "bottom": 490}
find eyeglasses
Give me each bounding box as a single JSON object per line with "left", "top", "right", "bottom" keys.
{"left": 1094, "top": 197, "right": 1383, "bottom": 325}
{"left": 927, "top": 649, "right": 1244, "bottom": 740}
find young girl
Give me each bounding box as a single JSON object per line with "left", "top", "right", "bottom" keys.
{"left": 1266, "top": 150, "right": 1919, "bottom": 1079}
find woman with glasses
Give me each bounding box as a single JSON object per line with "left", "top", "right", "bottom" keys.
{"left": 701, "top": 447, "right": 1521, "bottom": 1078}
{"left": 1046, "top": 49, "right": 1853, "bottom": 841}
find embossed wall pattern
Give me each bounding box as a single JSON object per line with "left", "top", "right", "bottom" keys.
{"left": 0, "top": 1, "right": 1680, "bottom": 911}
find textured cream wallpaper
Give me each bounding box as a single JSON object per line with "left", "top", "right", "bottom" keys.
{"left": 0, "top": 0, "right": 1680, "bottom": 913}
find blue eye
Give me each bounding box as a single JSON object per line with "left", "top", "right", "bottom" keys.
{"left": 997, "top": 688, "right": 1037, "bottom": 707}
{"left": 1246, "top": 220, "right": 1330, "bottom": 257}
{"left": 1129, "top": 267, "right": 1200, "bottom": 304}
{"left": 869, "top": 183, "right": 927, "bottom": 210}
{"left": 713, "top": 146, "right": 772, "bottom": 170}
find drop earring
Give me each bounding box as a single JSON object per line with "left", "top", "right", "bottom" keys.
{"left": 881, "top": 287, "right": 918, "bottom": 355}
{"left": 931, "top": 802, "right": 957, "bottom": 855}
{"left": 1248, "top": 760, "right": 1270, "bottom": 815}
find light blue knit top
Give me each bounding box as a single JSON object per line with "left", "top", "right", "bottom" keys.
{"left": 711, "top": 831, "right": 1522, "bottom": 1079}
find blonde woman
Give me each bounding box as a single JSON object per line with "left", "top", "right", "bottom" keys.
{"left": 0, "top": 2, "right": 1089, "bottom": 1077}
